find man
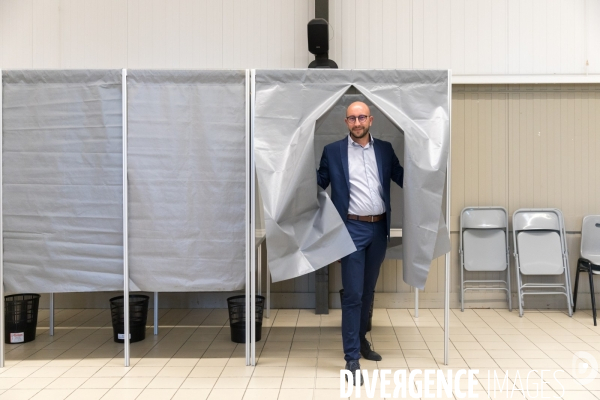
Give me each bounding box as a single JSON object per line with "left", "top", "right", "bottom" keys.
{"left": 317, "top": 101, "right": 403, "bottom": 385}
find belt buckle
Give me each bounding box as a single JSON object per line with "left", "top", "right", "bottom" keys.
{"left": 370, "top": 215, "right": 374, "bottom": 222}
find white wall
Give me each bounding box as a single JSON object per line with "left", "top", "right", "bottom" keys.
{"left": 2, "top": 0, "right": 599, "bottom": 80}
{"left": 0, "top": 0, "right": 315, "bottom": 69}
{"left": 329, "top": 0, "right": 600, "bottom": 79}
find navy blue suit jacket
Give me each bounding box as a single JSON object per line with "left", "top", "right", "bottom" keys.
{"left": 317, "top": 137, "right": 404, "bottom": 238}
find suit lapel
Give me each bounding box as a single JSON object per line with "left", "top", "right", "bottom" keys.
{"left": 374, "top": 138, "right": 384, "bottom": 185}
{"left": 340, "top": 138, "right": 349, "bottom": 189}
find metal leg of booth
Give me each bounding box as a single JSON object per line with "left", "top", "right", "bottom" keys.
{"left": 154, "top": 292, "right": 158, "bottom": 335}
{"left": 415, "top": 288, "right": 419, "bottom": 318}
{"left": 122, "top": 69, "right": 130, "bottom": 367}
{"left": 267, "top": 264, "right": 271, "bottom": 319}
{"left": 49, "top": 293, "right": 54, "bottom": 336}
{"left": 258, "top": 248, "right": 261, "bottom": 296}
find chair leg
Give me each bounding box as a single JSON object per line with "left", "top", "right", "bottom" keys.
{"left": 573, "top": 264, "right": 580, "bottom": 312}
{"left": 460, "top": 254, "right": 464, "bottom": 312}
{"left": 589, "top": 267, "right": 597, "bottom": 326}
{"left": 516, "top": 267, "right": 524, "bottom": 317}
{"left": 507, "top": 264, "right": 512, "bottom": 312}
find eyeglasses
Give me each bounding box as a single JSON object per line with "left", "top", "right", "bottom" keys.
{"left": 345, "top": 115, "right": 369, "bottom": 124}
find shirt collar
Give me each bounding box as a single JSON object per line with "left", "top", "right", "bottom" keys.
{"left": 347, "top": 133, "right": 375, "bottom": 149}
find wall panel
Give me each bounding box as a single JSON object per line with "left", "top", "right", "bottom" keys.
{"left": 328, "top": 0, "right": 596, "bottom": 77}
{"left": 32, "top": 0, "right": 60, "bottom": 68}
{"left": 1, "top": 0, "right": 314, "bottom": 69}
{"left": 0, "top": 0, "right": 33, "bottom": 68}
{"left": 3, "top": 0, "right": 595, "bottom": 77}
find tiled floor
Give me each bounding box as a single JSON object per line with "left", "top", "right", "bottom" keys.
{"left": 1, "top": 306, "right": 599, "bottom": 399}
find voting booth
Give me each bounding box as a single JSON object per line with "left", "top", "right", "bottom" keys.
{"left": 1, "top": 69, "right": 451, "bottom": 367}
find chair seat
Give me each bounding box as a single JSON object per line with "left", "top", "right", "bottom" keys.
{"left": 517, "top": 231, "right": 564, "bottom": 275}
{"left": 585, "top": 254, "right": 600, "bottom": 266}
{"left": 579, "top": 257, "right": 600, "bottom": 274}
{"left": 463, "top": 230, "right": 507, "bottom": 271}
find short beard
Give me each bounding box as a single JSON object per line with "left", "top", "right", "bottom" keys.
{"left": 350, "top": 127, "right": 370, "bottom": 141}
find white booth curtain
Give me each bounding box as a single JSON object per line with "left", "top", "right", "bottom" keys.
{"left": 253, "top": 69, "right": 450, "bottom": 289}
{"left": 126, "top": 70, "right": 247, "bottom": 292}
{"left": 2, "top": 70, "right": 124, "bottom": 293}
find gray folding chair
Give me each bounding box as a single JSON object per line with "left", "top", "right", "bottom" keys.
{"left": 513, "top": 208, "right": 573, "bottom": 317}
{"left": 460, "top": 207, "right": 511, "bottom": 311}
{"left": 573, "top": 215, "right": 600, "bottom": 325}
{"left": 552, "top": 208, "right": 574, "bottom": 307}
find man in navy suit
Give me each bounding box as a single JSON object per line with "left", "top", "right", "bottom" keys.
{"left": 317, "top": 101, "right": 403, "bottom": 385}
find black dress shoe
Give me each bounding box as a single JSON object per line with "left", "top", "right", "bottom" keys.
{"left": 360, "top": 339, "right": 382, "bottom": 361}
{"left": 345, "top": 360, "right": 363, "bottom": 386}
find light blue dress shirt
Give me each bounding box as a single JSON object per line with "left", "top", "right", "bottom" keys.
{"left": 347, "top": 134, "right": 385, "bottom": 216}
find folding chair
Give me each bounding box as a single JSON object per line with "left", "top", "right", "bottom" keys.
{"left": 573, "top": 215, "right": 600, "bottom": 325}
{"left": 513, "top": 209, "right": 573, "bottom": 317}
{"left": 460, "top": 207, "right": 511, "bottom": 312}
{"left": 552, "top": 208, "right": 574, "bottom": 308}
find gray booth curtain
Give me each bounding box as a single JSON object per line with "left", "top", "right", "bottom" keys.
{"left": 127, "top": 70, "right": 246, "bottom": 292}
{"left": 254, "top": 69, "right": 450, "bottom": 289}
{"left": 2, "top": 70, "right": 124, "bottom": 293}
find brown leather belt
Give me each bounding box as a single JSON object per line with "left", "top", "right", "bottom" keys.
{"left": 347, "top": 213, "right": 386, "bottom": 223}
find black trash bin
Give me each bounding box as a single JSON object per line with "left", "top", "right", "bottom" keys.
{"left": 227, "top": 295, "right": 265, "bottom": 343}
{"left": 339, "top": 289, "right": 374, "bottom": 332}
{"left": 109, "top": 295, "right": 149, "bottom": 343}
{"left": 5, "top": 294, "right": 40, "bottom": 344}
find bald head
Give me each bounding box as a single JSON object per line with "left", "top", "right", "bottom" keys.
{"left": 345, "top": 101, "right": 373, "bottom": 144}
{"left": 346, "top": 101, "right": 371, "bottom": 117}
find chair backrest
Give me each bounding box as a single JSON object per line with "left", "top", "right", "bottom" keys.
{"left": 461, "top": 208, "right": 507, "bottom": 229}
{"left": 461, "top": 207, "right": 508, "bottom": 272}
{"left": 581, "top": 215, "right": 600, "bottom": 265}
{"left": 513, "top": 209, "right": 565, "bottom": 275}
{"left": 513, "top": 210, "right": 561, "bottom": 231}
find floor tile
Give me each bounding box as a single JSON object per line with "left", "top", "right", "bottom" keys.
{"left": 61, "top": 366, "right": 100, "bottom": 378}
{"left": 172, "top": 388, "right": 211, "bottom": 400}
{"left": 180, "top": 377, "right": 218, "bottom": 389}
{"left": 113, "top": 376, "right": 152, "bottom": 389}
{"left": 206, "top": 388, "right": 245, "bottom": 400}
{"left": 0, "top": 377, "right": 23, "bottom": 390}
{"left": 65, "top": 388, "right": 108, "bottom": 400}
{"left": 30, "top": 389, "right": 74, "bottom": 400}
{"left": 0, "top": 389, "right": 41, "bottom": 399}
{"left": 277, "top": 388, "right": 314, "bottom": 400}
{"left": 213, "top": 377, "right": 250, "bottom": 389}
{"left": 92, "top": 366, "right": 129, "bottom": 377}
{"left": 12, "top": 377, "right": 54, "bottom": 389}
{"left": 136, "top": 388, "right": 178, "bottom": 399}
{"left": 45, "top": 377, "right": 87, "bottom": 389}
{"left": 281, "top": 377, "right": 315, "bottom": 388}
{"left": 243, "top": 388, "right": 279, "bottom": 400}
{"left": 125, "top": 366, "right": 163, "bottom": 377}
{"left": 147, "top": 376, "right": 185, "bottom": 388}
{"left": 248, "top": 376, "right": 282, "bottom": 389}
{"left": 99, "top": 388, "right": 143, "bottom": 400}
